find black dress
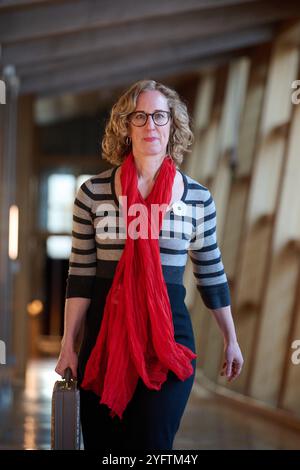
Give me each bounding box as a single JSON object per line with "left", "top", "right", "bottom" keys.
{"left": 77, "top": 278, "right": 196, "bottom": 451}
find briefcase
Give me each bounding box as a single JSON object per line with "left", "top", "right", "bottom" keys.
{"left": 51, "top": 367, "right": 81, "bottom": 450}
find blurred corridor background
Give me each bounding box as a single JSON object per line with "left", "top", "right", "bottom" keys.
{"left": 1, "top": 0, "right": 300, "bottom": 450}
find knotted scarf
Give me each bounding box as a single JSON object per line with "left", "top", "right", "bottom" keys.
{"left": 81, "top": 151, "right": 197, "bottom": 419}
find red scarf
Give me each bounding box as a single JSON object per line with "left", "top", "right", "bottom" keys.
{"left": 81, "top": 151, "right": 197, "bottom": 420}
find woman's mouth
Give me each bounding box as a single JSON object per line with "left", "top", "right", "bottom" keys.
{"left": 143, "top": 137, "right": 158, "bottom": 142}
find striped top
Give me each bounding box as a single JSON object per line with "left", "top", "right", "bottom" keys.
{"left": 65, "top": 165, "right": 231, "bottom": 309}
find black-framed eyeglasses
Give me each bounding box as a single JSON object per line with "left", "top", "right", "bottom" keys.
{"left": 128, "top": 110, "right": 171, "bottom": 127}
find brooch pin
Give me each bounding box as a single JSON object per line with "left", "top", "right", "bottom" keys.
{"left": 172, "top": 201, "right": 187, "bottom": 216}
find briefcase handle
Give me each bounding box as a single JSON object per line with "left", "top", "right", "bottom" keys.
{"left": 63, "top": 367, "right": 73, "bottom": 388}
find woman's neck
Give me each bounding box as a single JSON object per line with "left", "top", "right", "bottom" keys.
{"left": 133, "top": 153, "right": 166, "bottom": 183}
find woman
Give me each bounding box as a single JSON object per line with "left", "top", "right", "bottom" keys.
{"left": 55, "top": 79, "right": 244, "bottom": 450}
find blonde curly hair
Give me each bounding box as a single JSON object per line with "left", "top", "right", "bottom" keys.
{"left": 101, "top": 79, "right": 194, "bottom": 167}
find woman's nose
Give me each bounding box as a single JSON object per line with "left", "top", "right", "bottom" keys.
{"left": 145, "top": 115, "right": 156, "bottom": 129}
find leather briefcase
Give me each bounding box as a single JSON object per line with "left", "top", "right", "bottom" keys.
{"left": 51, "top": 367, "right": 81, "bottom": 450}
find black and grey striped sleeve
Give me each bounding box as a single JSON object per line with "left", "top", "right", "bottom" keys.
{"left": 65, "top": 178, "right": 97, "bottom": 299}
{"left": 188, "top": 188, "right": 231, "bottom": 309}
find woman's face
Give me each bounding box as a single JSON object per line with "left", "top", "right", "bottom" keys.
{"left": 128, "top": 90, "right": 171, "bottom": 159}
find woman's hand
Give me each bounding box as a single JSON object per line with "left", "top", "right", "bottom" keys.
{"left": 220, "top": 341, "right": 244, "bottom": 382}
{"left": 55, "top": 341, "right": 78, "bottom": 379}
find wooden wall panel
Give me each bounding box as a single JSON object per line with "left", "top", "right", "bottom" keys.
{"left": 185, "top": 72, "right": 217, "bottom": 180}
{"left": 250, "top": 94, "right": 300, "bottom": 406}
{"left": 224, "top": 52, "right": 270, "bottom": 352}
{"left": 191, "top": 22, "right": 300, "bottom": 419}
{"left": 281, "top": 268, "right": 300, "bottom": 415}
{"left": 222, "top": 180, "right": 248, "bottom": 282}
{"left": 212, "top": 58, "right": 250, "bottom": 240}
{"left": 193, "top": 73, "right": 216, "bottom": 132}
{"left": 183, "top": 21, "right": 300, "bottom": 422}
{"left": 250, "top": 250, "right": 299, "bottom": 404}
{"left": 221, "top": 47, "right": 272, "bottom": 291}
{"left": 236, "top": 50, "right": 269, "bottom": 178}
{"left": 218, "top": 58, "right": 250, "bottom": 154}
{"left": 200, "top": 58, "right": 250, "bottom": 382}
{"left": 260, "top": 44, "right": 299, "bottom": 135}
{"left": 235, "top": 134, "right": 286, "bottom": 308}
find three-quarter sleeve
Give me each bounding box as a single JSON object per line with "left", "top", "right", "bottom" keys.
{"left": 65, "top": 178, "right": 97, "bottom": 299}
{"left": 188, "top": 188, "right": 231, "bottom": 309}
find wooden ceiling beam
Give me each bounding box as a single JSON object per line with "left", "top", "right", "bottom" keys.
{"left": 18, "top": 26, "right": 274, "bottom": 77}
{"left": 19, "top": 25, "right": 273, "bottom": 96}
{"left": 0, "top": 0, "right": 52, "bottom": 10}
{"left": 29, "top": 53, "right": 235, "bottom": 98}
{"left": 0, "top": 0, "right": 259, "bottom": 12}
{"left": 2, "top": 3, "right": 292, "bottom": 68}
{"left": 0, "top": 0, "right": 275, "bottom": 43}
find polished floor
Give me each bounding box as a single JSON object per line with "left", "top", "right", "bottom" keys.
{"left": 0, "top": 358, "right": 300, "bottom": 450}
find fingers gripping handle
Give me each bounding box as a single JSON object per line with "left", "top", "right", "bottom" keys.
{"left": 63, "top": 367, "right": 73, "bottom": 388}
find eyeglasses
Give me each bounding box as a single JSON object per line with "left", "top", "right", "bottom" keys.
{"left": 128, "top": 110, "right": 171, "bottom": 127}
